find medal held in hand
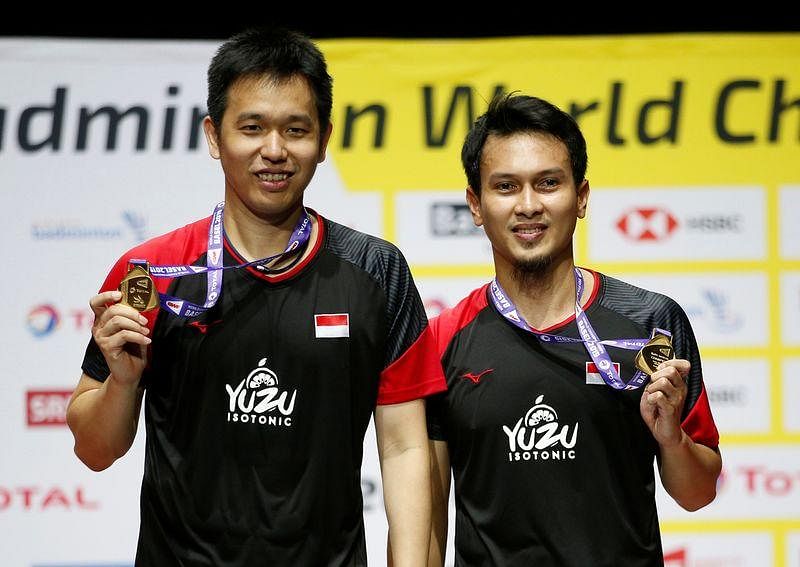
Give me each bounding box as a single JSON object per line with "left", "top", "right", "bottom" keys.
{"left": 119, "top": 262, "right": 158, "bottom": 312}
{"left": 634, "top": 333, "right": 675, "bottom": 375}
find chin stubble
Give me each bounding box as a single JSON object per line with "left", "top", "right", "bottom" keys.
{"left": 511, "top": 255, "right": 553, "bottom": 286}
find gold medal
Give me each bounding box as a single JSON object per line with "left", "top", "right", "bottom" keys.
{"left": 119, "top": 263, "right": 158, "bottom": 312}
{"left": 634, "top": 333, "right": 675, "bottom": 375}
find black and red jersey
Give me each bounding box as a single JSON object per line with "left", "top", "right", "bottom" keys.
{"left": 427, "top": 270, "right": 719, "bottom": 567}
{"left": 82, "top": 210, "right": 445, "bottom": 566}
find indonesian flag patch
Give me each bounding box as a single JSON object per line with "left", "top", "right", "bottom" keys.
{"left": 585, "top": 361, "right": 620, "bottom": 385}
{"left": 314, "top": 313, "right": 350, "bottom": 338}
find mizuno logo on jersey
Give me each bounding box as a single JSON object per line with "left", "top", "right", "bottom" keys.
{"left": 188, "top": 319, "right": 222, "bottom": 334}
{"left": 314, "top": 313, "right": 349, "bottom": 338}
{"left": 461, "top": 369, "right": 493, "bottom": 384}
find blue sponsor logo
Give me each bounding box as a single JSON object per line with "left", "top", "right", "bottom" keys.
{"left": 27, "top": 304, "right": 59, "bottom": 337}
{"left": 684, "top": 288, "right": 743, "bottom": 332}
{"left": 31, "top": 211, "right": 147, "bottom": 243}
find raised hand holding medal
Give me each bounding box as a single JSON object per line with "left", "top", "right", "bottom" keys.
{"left": 635, "top": 333, "right": 675, "bottom": 377}
{"left": 118, "top": 261, "right": 158, "bottom": 312}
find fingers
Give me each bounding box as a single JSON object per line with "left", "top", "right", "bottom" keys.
{"left": 93, "top": 299, "right": 148, "bottom": 329}
{"left": 642, "top": 360, "right": 688, "bottom": 418}
{"left": 94, "top": 310, "right": 150, "bottom": 340}
{"left": 89, "top": 290, "right": 123, "bottom": 315}
{"left": 90, "top": 293, "right": 151, "bottom": 354}
{"left": 109, "top": 330, "right": 151, "bottom": 352}
{"left": 658, "top": 358, "right": 690, "bottom": 381}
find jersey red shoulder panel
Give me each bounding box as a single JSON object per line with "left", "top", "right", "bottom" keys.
{"left": 681, "top": 385, "right": 720, "bottom": 448}
{"left": 377, "top": 325, "right": 446, "bottom": 405}
{"left": 429, "top": 284, "right": 490, "bottom": 357}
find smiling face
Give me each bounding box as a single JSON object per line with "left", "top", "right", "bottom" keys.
{"left": 203, "top": 74, "right": 332, "bottom": 225}
{"left": 467, "top": 132, "right": 589, "bottom": 279}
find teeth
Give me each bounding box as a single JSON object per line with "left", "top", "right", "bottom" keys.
{"left": 257, "top": 173, "right": 289, "bottom": 181}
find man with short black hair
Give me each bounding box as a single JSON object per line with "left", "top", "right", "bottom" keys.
{"left": 67, "top": 27, "right": 445, "bottom": 566}
{"left": 427, "top": 93, "right": 722, "bottom": 566}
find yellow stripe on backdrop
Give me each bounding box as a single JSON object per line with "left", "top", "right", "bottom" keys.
{"left": 320, "top": 33, "right": 800, "bottom": 566}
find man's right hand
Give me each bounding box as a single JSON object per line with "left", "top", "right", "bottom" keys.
{"left": 89, "top": 290, "right": 151, "bottom": 386}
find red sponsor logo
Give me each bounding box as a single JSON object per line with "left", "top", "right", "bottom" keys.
{"left": 26, "top": 390, "right": 72, "bottom": 426}
{"left": 0, "top": 486, "right": 99, "bottom": 511}
{"left": 188, "top": 320, "right": 222, "bottom": 334}
{"left": 424, "top": 297, "right": 448, "bottom": 319}
{"left": 616, "top": 207, "right": 679, "bottom": 241}
{"left": 737, "top": 466, "right": 800, "bottom": 496}
{"left": 461, "top": 369, "right": 493, "bottom": 384}
{"left": 664, "top": 548, "right": 687, "bottom": 566}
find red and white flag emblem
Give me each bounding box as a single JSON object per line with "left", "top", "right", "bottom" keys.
{"left": 585, "top": 361, "right": 620, "bottom": 385}
{"left": 314, "top": 313, "right": 350, "bottom": 338}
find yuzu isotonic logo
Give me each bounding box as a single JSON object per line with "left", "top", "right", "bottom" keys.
{"left": 503, "top": 395, "right": 579, "bottom": 463}
{"left": 226, "top": 358, "right": 297, "bottom": 428}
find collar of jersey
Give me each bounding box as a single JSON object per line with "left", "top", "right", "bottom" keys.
{"left": 222, "top": 208, "right": 326, "bottom": 284}
{"left": 515, "top": 268, "right": 601, "bottom": 334}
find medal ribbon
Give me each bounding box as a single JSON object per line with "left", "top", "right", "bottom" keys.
{"left": 489, "top": 268, "right": 670, "bottom": 390}
{"left": 136, "top": 202, "right": 311, "bottom": 318}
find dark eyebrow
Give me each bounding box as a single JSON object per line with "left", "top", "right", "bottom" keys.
{"left": 235, "top": 112, "right": 263, "bottom": 122}
{"left": 234, "top": 112, "right": 314, "bottom": 126}
{"left": 488, "top": 167, "right": 567, "bottom": 182}
{"left": 535, "top": 167, "right": 568, "bottom": 176}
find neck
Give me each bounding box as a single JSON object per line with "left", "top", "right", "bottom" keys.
{"left": 495, "top": 257, "right": 592, "bottom": 330}
{"left": 223, "top": 200, "right": 309, "bottom": 263}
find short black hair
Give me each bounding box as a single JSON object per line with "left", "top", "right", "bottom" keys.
{"left": 207, "top": 27, "right": 333, "bottom": 138}
{"left": 462, "top": 93, "right": 587, "bottom": 195}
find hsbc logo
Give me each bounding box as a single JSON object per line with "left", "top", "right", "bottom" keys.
{"left": 615, "top": 207, "right": 744, "bottom": 242}
{"left": 616, "top": 208, "right": 679, "bottom": 241}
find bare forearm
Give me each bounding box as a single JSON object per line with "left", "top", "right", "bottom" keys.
{"left": 383, "top": 445, "right": 431, "bottom": 567}
{"left": 659, "top": 431, "right": 722, "bottom": 511}
{"left": 67, "top": 374, "right": 142, "bottom": 471}
{"left": 428, "top": 440, "right": 450, "bottom": 567}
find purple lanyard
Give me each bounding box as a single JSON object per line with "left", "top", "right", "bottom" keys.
{"left": 489, "top": 268, "right": 669, "bottom": 390}
{"left": 139, "top": 202, "right": 311, "bottom": 318}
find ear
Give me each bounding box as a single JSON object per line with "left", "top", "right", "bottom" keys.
{"left": 318, "top": 122, "right": 333, "bottom": 163}
{"left": 203, "top": 116, "right": 221, "bottom": 160}
{"left": 466, "top": 186, "right": 483, "bottom": 227}
{"left": 576, "top": 179, "right": 590, "bottom": 219}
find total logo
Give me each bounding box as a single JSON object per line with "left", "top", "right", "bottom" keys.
{"left": 615, "top": 207, "right": 743, "bottom": 242}
{"left": 27, "top": 304, "right": 93, "bottom": 338}
{"left": 729, "top": 465, "right": 800, "bottom": 497}
{"left": 225, "top": 357, "right": 297, "bottom": 428}
{"left": 502, "top": 394, "right": 579, "bottom": 463}
{"left": 0, "top": 485, "right": 98, "bottom": 511}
